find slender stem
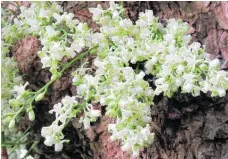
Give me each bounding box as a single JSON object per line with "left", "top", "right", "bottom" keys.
{"left": 23, "top": 140, "right": 40, "bottom": 159}
{"left": 9, "top": 132, "right": 30, "bottom": 154}
{"left": 33, "top": 46, "right": 97, "bottom": 102}
{"left": 121, "top": 1, "right": 124, "bottom": 17}
{"left": 1, "top": 142, "right": 26, "bottom": 146}
{"left": 60, "top": 47, "right": 97, "bottom": 74}
{"left": 2, "top": 112, "right": 16, "bottom": 118}
{"left": 12, "top": 106, "right": 25, "bottom": 120}
{"left": 136, "top": 63, "right": 140, "bottom": 74}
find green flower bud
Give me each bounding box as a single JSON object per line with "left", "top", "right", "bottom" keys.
{"left": 90, "top": 47, "right": 98, "bottom": 55}
{"left": 9, "top": 119, "right": 15, "bottom": 129}
{"left": 199, "top": 63, "right": 208, "bottom": 71}
{"left": 9, "top": 99, "right": 21, "bottom": 107}
{"left": 28, "top": 110, "right": 35, "bottom": 121}
{"left": 35, "top": 91, "right": 46, "bottom": 102}
{"left": 51, "top": 72, "right": 61, "bottom": 81}
{"left": 5, "top": 116, "right": 12, "bottom": 123}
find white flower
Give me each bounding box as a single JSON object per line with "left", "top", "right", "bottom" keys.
{"left": 176, "top": 65, "right": 185, "bottom": 74}
{"left": 46, "top": 26, "right": 58, "bottom": 37}
{"left": 44, "top": 136, "right": 54, "bottom": 146}
{"left": 61, "top": 96, "right": 77, "bottom": 106}
{"left": 40, "top": 55, "right": 51, "bottom": 68}
{"left": 136, "top": 71, "right": 145, "bottom": 80}
{"left": 19, "top": 149, "right": 28, "bottom": 159}
{"left": 119, "top": 19, "right": 132, "bottom": 28}
{"left": 112, "top": 10, "right": 120, "bottom": 19}
{"left": 217, "top": 88, "right": 226, "bottom": 97}
{"left": 50, "top": 42, "right": 65, "bottom": 61}
{"left": 53, "top": 13, "right": 62, "bottom": 23}
{"left": 41, "top": 127, "right": 51, "bottom": 137}
{"left": 145, "top": 60, "right": 153, "bottom": 74}
{"left": 89, "top": 5, "right": 104, "bottom": 21}
{"left": 90, "top": 33, "right": 105, "bottom": 45}
{"left": 55, "top": 142, "right": 63, "bottom": 152}
{"left": 71, "top": 40, "right": 84, "bottom": 53}
{"left": 13, "top": 82, "right": 29, "bottom": 98}
{"left": 175, "top": 79, "right": 182, "bottom": 86}
{"left": 108, "top": 124, "right": 116, "bottom": 132}
{"left": 155, "top": 78, "right": 164, "bottom": 85}
{"left": 77, "top": 84, "right": 88, "bottom": 96}
{"left": 26, "top": 19, "right": 40, "bottom": 31}
{"left": 122, "top": 67, "right": 134, "bottom": 81}
{"left": 142, "top": 116, "right": 152, "bottom": 123}
{"left": 90, "top": 109, "right": 101, "bottom": 118}
{"left": 26, "top": 156, "right": 34, "bottom": 159}
{"left": 119, "top": 99, "right": 127, "bottom": 108}
{"left": 84, "top": 75, "right": 96, "bottom": 85}
{"left": 201, "top": 82, "right": 210, "bottom": 93}
{"left": 55, "top": 5, "right": 63, "bottom": 12}
{"left": 39, "top": 8, "right": 49, "bottom": 18}
{"left": 168, "top": 45, "right": 176, "bottom": 54}
{"left": 183, "top": 35, "right": 191, "bottom": 45}
{"left": 121, "top": 109, "right": 132, "bottom": 118}
{"left": 183, "top": 73, "right": 195, "bottom": 83}
{"left": 14, "top": 18, "right": 22, "bottom": 28}
{"left": 183, "top": 83, "right": 194, "bottom": 93}
{"left": 164, "top": 34, "right": 174, "bottom": 43}
{"left": 190, "top": 42, "right": 201, "bottom": 52}
{"left": 132, "top": 148, "right": 140, "bottom": 157}
{"left": 209, "top": 59, "right": 220, "bottom": 69}
{"left": 140, "top": 125, "right": 151, "bottom": 140}
{"left": 121, "top": 142, "right": 131, "bottom": 151}
{"left": 166, "top": 54, "right": 179, "bottom": 62}
{"left": 49, "top": 103, "right": 62, "bottom": 116}
{"left": 65, "top": 47, "right": 76, "bottom": 58}
{"left": 100, "top": 96, "right": 106, "bottom": 106}
{"left": 145, "top": 10, "right": 154, "bottom": 24}
{"left": 82, "top": 117, "right": 90, "bottom": 129}
{"left": 65, "top": 13, "right": 74, "bottom": 23}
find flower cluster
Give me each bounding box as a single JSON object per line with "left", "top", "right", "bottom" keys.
{"left": 41, "top": 96, "right": 77, "bottom": 151}
{"left": 72, "top": 59, "right": 155, "bottom": 155}
{"left": 37, "top": 12, "right": 92, "bottom": 75}
{"left": 2, "top": 2, "right": 95, "bottom": 77}
{"left": 76, "top": 2, "right": 227, "bottom": 155}
{"left": 41, "top": 1, "right": 228, "bottom": 156}
{"left": 145, "top": 23, "right": 228, "bottom": 97}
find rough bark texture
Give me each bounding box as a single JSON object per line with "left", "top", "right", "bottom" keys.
{"left": 9, "top": 1, "right": 228, "bottom": 159}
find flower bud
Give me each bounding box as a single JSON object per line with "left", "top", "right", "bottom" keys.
{"left": 28, "top": 110, "right": 35, "bottom": 121}
{"left": 4, "top": 116, "right": 12, "bottom": 123}
{"left": 199, "top": 63, "right": 208, "bottom": 71}
{"left": 90, "top": 47, "right": 98, "bottom": 55}
{"left": 83, "top": 117, "right": 90, "bottom": 129}
{"left": 9, "top": 99, "right": 21, "bottom": 107}
{"left": 35, "top": 91, "right": 46, "bottom": 102}
{"left": 176, "top": 65, "right": 184, "bottom": 74}
{"left": 51, "top": 72, "right": 61, "bottom": 81}
{"left": 9, "top": 119, "right": 15, "bottom": 129}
